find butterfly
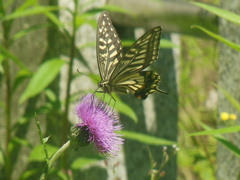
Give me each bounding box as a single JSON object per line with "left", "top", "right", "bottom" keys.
{"left": 96, "top": 11, "right": 166, "bottom": 100}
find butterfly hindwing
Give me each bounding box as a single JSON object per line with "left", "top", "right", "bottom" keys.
{"left": 134, "top": 71, "right": 162, "bottom": 99}
{"left": 96, "top": 11, "right": 123, "bottom": 81}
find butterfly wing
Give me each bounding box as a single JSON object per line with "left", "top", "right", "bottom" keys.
{"left": 96, "top": 11, "right": 123, "bottom": 82}
{"left": 111, "top": 26, "right": 162, "bottom": 78}
{"left": 110, "top": 27, "right": 165, "bottom": 99}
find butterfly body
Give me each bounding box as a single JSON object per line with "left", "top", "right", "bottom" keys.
{"left": 96, "top": 11, "right": 166, "bottom": 100}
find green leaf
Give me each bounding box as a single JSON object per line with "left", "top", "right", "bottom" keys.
{"left": 189, "top": 125, "right": 240, "bottom": 136}
{"left": 43, "top": 136, "right": 50, "bottom": 143}
{"left": 114, "top": 95, "right": 138, "bottom": 123}
{"left": 192, "top": 2, "right": 240, "bottom": 25}
{"left": 12, "top": 69, "right": 32, "bottom": 93}
{"left": 20, "top": 169, "right": 39, "bottom": 180}
{"left": 120, "top": 130, "right": 176, "bottom": 145}
{"left": 14, "top": 0, "right": 38, "bottom": 12}
{"left": 29, "top": 144, "right": 58, "bottom": 162}
{"left": 12, "top": 23, "right": 50, "bottom": 43}
{"left": 0, "top": 45, "right": 30, "bottom": 71}
{"left": 94, "top": 93, "right": 138, "bottom": 123}
{"left": 197, "top": 121, "right": 240, "bottom": 157}
{"left": 71, "top": 157, "right": 103, "bottom": 169}
{"left": 3, "top": 6, "right": 59, "bottom": 21}
{"left": 44, "top": 11, "right": 64, "bottom": 28}
{"left": 12, "top": 136, "right": 32, "bottom": 147}
{"left": 192, "top": 25, "right": 240, "bottom": 51}
{"left": 19, "top": 59, "right": 66, "bottom": 104}
{"left": 45, "top": 88, "right": 57, "bottom": 102}
{"left": 215, "top": 136, "right": 240, "bottom": 157}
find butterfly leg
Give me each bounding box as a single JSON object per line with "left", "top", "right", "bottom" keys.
{"left": 107, "top": 93, "right": 116, "bottom": 109}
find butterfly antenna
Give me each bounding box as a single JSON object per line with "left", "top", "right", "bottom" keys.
{"left": 77, "top": 69, "right": 99, "bottom": 83}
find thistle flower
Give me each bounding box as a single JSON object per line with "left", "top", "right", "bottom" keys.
{"left": 71, "top": 93, "right": 124, "bottom": 157}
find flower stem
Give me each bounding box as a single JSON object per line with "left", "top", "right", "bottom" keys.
{"left": 40, "top": 141, "right": 71, "bottom": 180}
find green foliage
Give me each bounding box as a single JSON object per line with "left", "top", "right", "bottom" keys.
{"left": 29, "top": 144, "right": 59, "bottom": 162}
{"left": 120, "top": 130, "right": 176, "bottom": 145}
{"left": 19, "top": 59, "right": 66, "bottom": 103}
{"left": 192, "top": 2, "right": 240, "bottom": 51}
{"left": 71, "top": 157, "right": 103, "bottom": 169}
{"left": 4, "top": 0, "right": 240, "bottom": 179}
{"left": 179, "top": 35, "right": 217, "bottom": 180}
{"left": 183, "top": 2, "right": 240, "bottom": 179}
{"left": 192, "top": 2, "right": 240, "bottom": 25}
{"left": 190, "top": 125, "right": 240, "bottom": 136}
{"left": 2, "top": 6, "right": 59, "bottom": 21}
{"left": 192, "top": 25, "right": 240, "bottom": 51}
{"left": 0, "top": 45, "right": 30, "bottom": 70}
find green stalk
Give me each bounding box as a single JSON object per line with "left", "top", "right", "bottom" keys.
{"left": 2, "top": 19, "right": 12, "bottom": 180}
{"left": 40, "top": 141, "right": 71, "bottom": 180}
{"left": 61, "top": 0, "right": 78, "bottom": 172}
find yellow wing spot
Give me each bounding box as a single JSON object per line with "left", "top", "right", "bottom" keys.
{"left": 109, "top": 44, "right": 115, "bottom": 51}
{"left": 99, "top": 38, "right": 106, "bottom": 44}
{"left": 129, "top": 86, "right": 138, "bottom": 90}
{"left": 108, "top": 39, "right": 113, "bottom": 44}
{"left": 112, "top": 59, "right": 118, "bottom": 65}
{"left": 135, "top": 65, "right": 143, "bottom": 70}
{"left": 146, "top": 34, "right": 152, "bottom": 39}
{"left": 117, "top": 80, "right": 136, "bottom": 85}
{"left": 109, "top": 50, "right": 118, "bottom": 58}
{"left": 125, "top": 54, "right": 134, "bottom": 58}
{"left": 99, "top": 45, "right": 106, "bottom": 50}
{"left": 139, "top": 49, "right": 147, "bottom": 54}
{"left": 135, "top": 54, "right": 145, "bottom": 59}
{"left": 134, "top": 84, "right": 142, "bottom": 88}
{"left": 132, "top": 60, "right": 144, "bottom": 64}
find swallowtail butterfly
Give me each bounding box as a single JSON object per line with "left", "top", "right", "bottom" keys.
{"left": 96, "top": 11, "right": 166, "bottom": 100}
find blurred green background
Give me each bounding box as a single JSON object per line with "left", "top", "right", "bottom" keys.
{"left": 1, "top": 0, "right": 240, "bottom": 180}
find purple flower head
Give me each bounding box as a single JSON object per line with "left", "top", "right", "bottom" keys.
{"left": 73, "top": 93, "right": 124, "bottom": 157}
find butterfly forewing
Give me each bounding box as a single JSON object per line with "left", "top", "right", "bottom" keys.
{"left": 96, "top": 11, "right": 123, "bottom": 81}
{"left": 111, "top": 27, "right": 162, "bottom": 79}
